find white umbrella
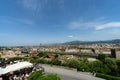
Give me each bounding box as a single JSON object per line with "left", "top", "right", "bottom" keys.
{"left": 0, "top": 68, "right": 3, "bottom": 75}
{"left": 3, "top": 61, "right": 33, "bottom": 74}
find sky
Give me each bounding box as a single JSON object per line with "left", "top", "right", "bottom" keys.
{"left": 0, "top": 0, "right": 120, "bottom": 46}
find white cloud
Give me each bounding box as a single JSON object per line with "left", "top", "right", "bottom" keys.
{"left": 68, "top": 19, "right": 120, "bottom": 30}
{"left": 96, "top": 22, "right": 120, "bottom": 30}
{"left": 68, "top": 35, "right": 73, "bottom": 38}
{"left": 68, "top": 21, "right": 100, "bottom": 29}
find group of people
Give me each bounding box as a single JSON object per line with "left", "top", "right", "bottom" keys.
{"left": 0, "top": 67, "right": 33, "bottom": 80}
{"left": 0, "top": 61, "right": 46, "bottom": 80}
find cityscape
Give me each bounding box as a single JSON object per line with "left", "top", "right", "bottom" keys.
{"left": 0, "top": 0, "right": 120, "bottom": 80}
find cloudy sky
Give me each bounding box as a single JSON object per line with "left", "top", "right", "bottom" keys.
{"left": 0, "top": 0, "right": 120, "bottom": 46}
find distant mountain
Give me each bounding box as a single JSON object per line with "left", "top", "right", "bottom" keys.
{"left": 63, "top": 39, "right": 120, "bottom": 45}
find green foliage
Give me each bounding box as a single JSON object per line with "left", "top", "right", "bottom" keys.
{"left": 37, "top": 58, "right": 46, "bottom": 63}
{"left": 0, "top": 58, "right": 4, "bottom": 62}
{"left": 54, "top": 54, "right": 59, "bottom": 58}
{"left": 28, "top": 71, "right": 42, "bottom": 80}
{"left": 92, "top": 60, "right": 103, "bottom": 68}
{"left": 116, "top": 60, "right": 120, "bottom": 76}
{"left": 21, "top": 50, "right": 29, "bottom": 54}
{"left": 77, "top": 61, "right": 90, "bottom": 72}
{"left": 97, "top": 54, "right": 106, "bottom": 62}
{"left": 28, "top": 71, "right": 61, "bottom": 80}
{"left": 7, "top": 57, "right": 25, "bottom": 62}
{"left": 77, "top": 58, "right": 90, "bottom": 71}
{"left": 30, "top": 57, "right": 53, "bottom": 64}
{"left": 96, "top": 73, "right": 120, "bottom": 80}
{"left": 90, "top": 60, "right": 103, "bottom": 72}
{"left": 63, "top": 58, "right": 80, "bottom": 68}
{"left": 51, "top": 58, "right": 61, "bottom": 65}
{"left": 29, "top": 57, "right": 38, "bottom": 63}
{"left": 30, "top": 57, "right": 46, "bottom": 64}
{"left": 37, "top": 52, "right": 48, "bottom": 58}
{"left": 37, "top": 74, "right": 61, "bottom": 80}
{"left": 102, "top": 65, "right": 111, "bottom": 74}
{"left": 5, "top": 48, "right": 11, "bottom": 50}
{"left": 46, "top": 60, "right": 52, "bottom": 64}
{"left": 29, "top": 58, "right": 37, "bottom": 63}
{"left": 105, "top": 58, "right": 117, "bottom": 75}
{"left": 116, "top": 60, "right": 120, "bottom": 66}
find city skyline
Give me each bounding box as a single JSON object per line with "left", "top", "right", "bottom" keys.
{"left": 0, "top": 0, "right": 120, "bottom": 46}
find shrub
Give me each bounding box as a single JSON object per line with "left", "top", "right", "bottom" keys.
{"left": 37, "top": 52, "right": 48, "bottom": 58}
{"left": 7, "top": 57, "right": 25, "bottom": 62}
{"left": 90, "top": 60, "right": 103, "bottom": 73}
{"left": 116, "top": 60, "right": 120, "bottom": 76}
{"left": 21, "top": 50, "right": 29, "bottom": 54}
{"left": 63, "top": 58, "right": 80, "bottom": 68}
{"left": 28, "top": 71, "right": 42, "bottom": 80}
{"left": 96, "top": 73, "right": 120, "bottom": 80}
{"left": 51, "top": 58, "right": 61, "bottom": 65}
{"left": 105, "top": 58, "right": 117, "bottom": 75}
{"left": 37, "top": 58, "right": 48, "bottom": 64}
{"left": 97, "top": 54, "right": 105, "bottom": 62}
{"left": 77, "top": 62, "right": 90, "bottom": 72}
{"left": 29, "top": 57, "right": 39, "bottom": 63}
{"left": 37, "top": 74, "right": 61, "bottom": 80}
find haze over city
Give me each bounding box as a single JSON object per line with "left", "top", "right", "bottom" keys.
{"left": 0, "top": 0, "right": 120, "bottom": 46}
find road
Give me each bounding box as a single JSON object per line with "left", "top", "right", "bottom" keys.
{"left": 40, "top": 64, "right": 105, "bottom": 80}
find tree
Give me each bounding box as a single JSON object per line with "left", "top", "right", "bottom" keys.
{"left": 116, "top": 60, "right": 120, "bottom": 66}
{"left": 21, "top": 50, "right": 29, "bottom": 54}
{"left": 54, "top": 54, "right": 58, "bottom": 58}
{"left": 77, "top": 58, "right": 90, "bottom": 72}
{"left": 90, "top": 60, "right": 103, "bottom": 73}
{"left": 63, "top": 58, "right": 80, "bottom": 68}
{"left": 37, "top": 52, "right": 47, "bottom": 58}
{"left": 51, "top": 58, "right": 61, "bottom": 65}
{"left": 105, "top": 58, "right": 117, "bottom": 75}
{"left": 116, "top": 60, "right": 120, "bottom": 76}
{"left": 77, "top": 61, "right": 90, "bottom": 72}
{"left": 97, "top": 54, "right": 106, "bottom": 62}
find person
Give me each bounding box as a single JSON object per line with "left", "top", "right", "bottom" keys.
{"left": 0, "top": 76, "right": 3, "bottom": 80}
{"left": 92, "top": 71, "right": 96, "bottom": 76}
{"left": 93, "top": 71, "right": 96, "bottom": 76}
{"left": 19, "top": 75, "right": 23, "bottom": 80}
{"left": 21, "top": 74, "right": 24, "bottom": 80}
{"left": 24, "top": 75, "right": 27, "bottom": 80}
{"left": 25, "top": 73, "right": 29, "bottom": 77}
{"left": 15, "top": 75, "right": 19, "bottom": 80}
{"left": 9, "top": 75, "right": 13, "bottom": 80}
{"left": 13, "top": 75, "right": 17, "bottom": 80}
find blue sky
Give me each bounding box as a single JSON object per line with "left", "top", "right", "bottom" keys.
{"left": 0, "top": 0, "right": 120, "bottom": 46}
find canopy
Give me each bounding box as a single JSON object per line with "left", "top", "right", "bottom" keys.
{"left": 3, "top": 61, "right": 33, "bottom": 74}
{"left": 0, "top": 68, "right": 3, "bottom": 75}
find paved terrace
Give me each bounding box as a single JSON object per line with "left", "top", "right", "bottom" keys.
{"left": 40, "top": 64, "right": 105, "bottom": 80}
